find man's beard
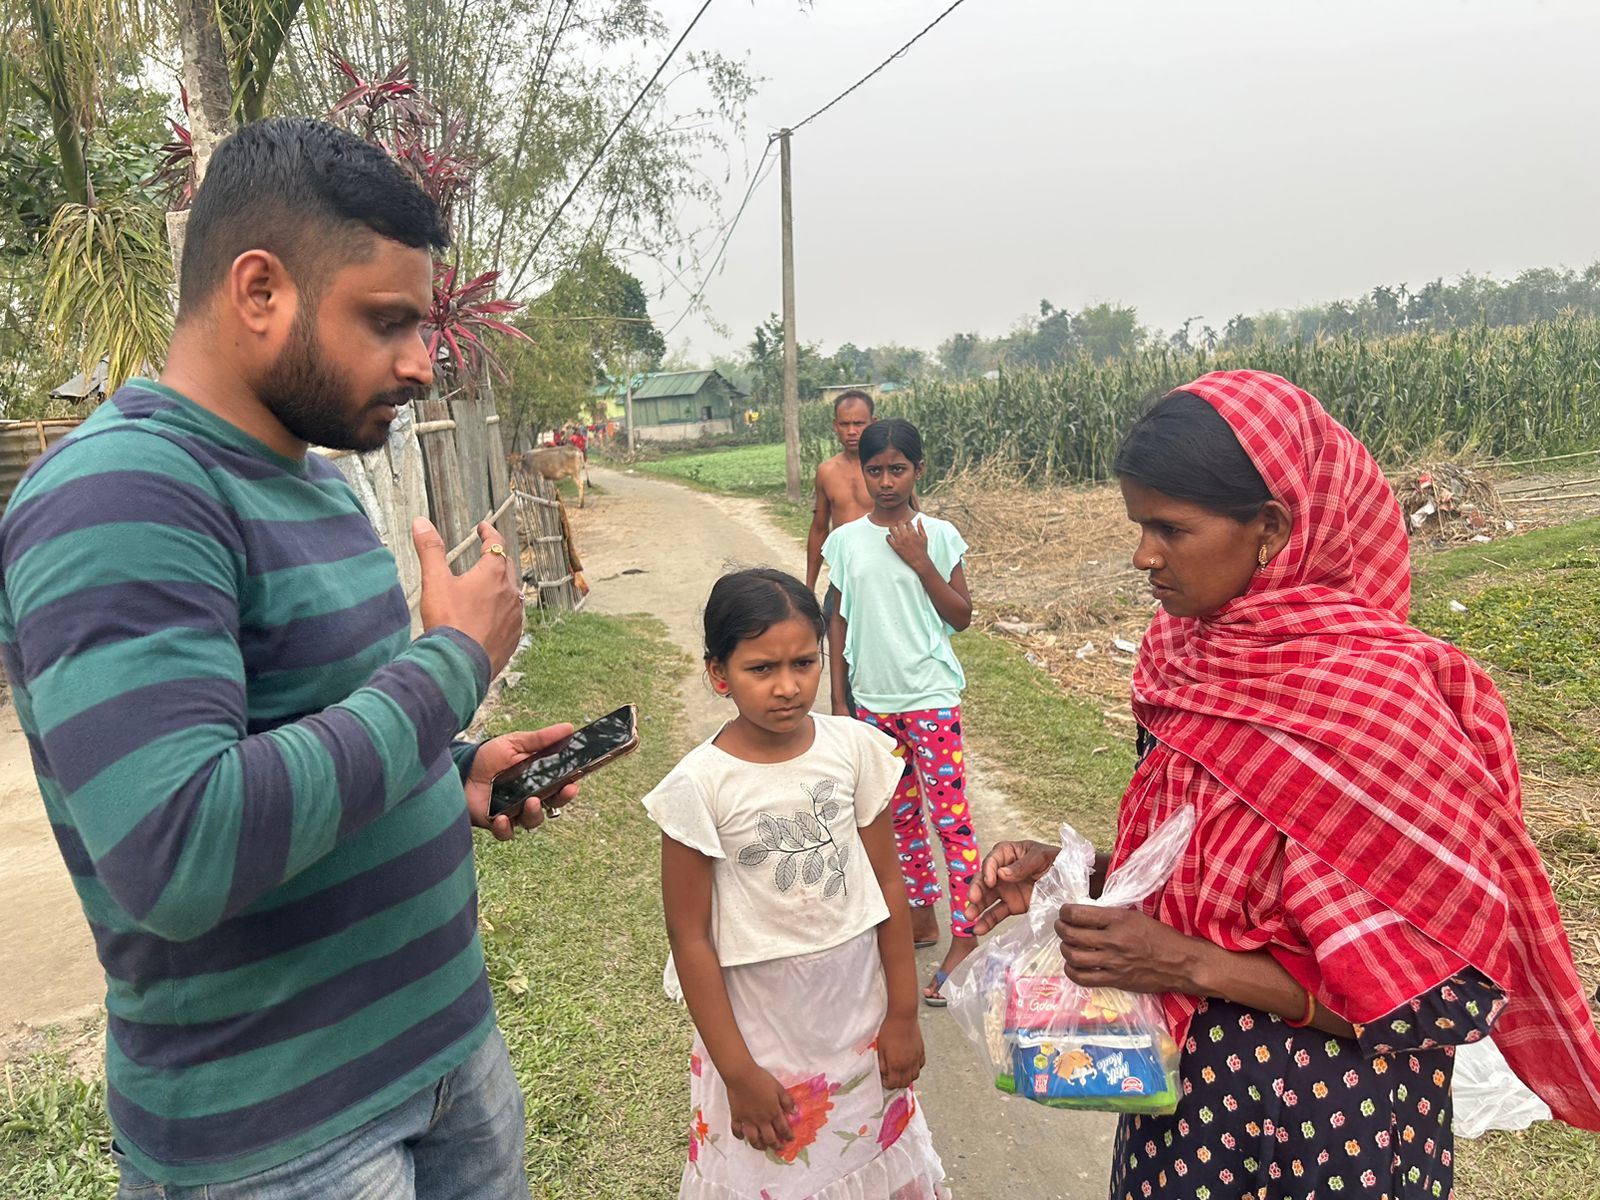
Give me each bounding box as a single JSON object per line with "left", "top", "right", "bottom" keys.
{"left": 257, "top": 308, "right": 419, "bottom": 453}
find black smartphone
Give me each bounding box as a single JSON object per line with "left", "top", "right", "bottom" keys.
{"left": 488, "top": 704, "right": 639, "bottom": 820}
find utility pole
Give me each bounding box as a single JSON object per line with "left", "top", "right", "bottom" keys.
{"left": 623, "top": 373, "right": 637, "bottom": 455}
{"left": 779, "top": 129, "right": 801, "bottom": 502}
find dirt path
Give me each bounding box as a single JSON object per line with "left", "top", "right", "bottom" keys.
{"left": 573, "top": 464, "right": 1115, "bottom": 1199}
{"left": 0, "top": 706, "right": 104, "bottom": 1048}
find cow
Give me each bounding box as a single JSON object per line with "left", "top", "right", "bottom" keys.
{"left": 512, "top": 445, "right": 588, "bottom": 508}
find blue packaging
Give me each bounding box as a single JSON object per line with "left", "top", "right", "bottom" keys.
{"left": 1008, "top": 1034, "right": 1175, "bottom": 1106}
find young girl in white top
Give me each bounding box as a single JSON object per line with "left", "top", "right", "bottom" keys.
{"left": 645, "top": 568, "right": 949, "bottom": 1200}
{"left": 822, "top": 419, "right": 981, "bottom": 1009}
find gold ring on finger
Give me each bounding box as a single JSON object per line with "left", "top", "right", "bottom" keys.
{"left": 487, "top": 544, "right": 506, "bottom": 558}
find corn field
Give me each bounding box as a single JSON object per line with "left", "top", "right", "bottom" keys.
{"left": 802, "top": 318, "right": 1600, "bottom": 483}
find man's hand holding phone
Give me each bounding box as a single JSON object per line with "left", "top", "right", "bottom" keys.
{"left": 466, "top": 726, "right": 581, "bottom": 840}
{"left": 486, "top": 705, "right": 639, "bottom": 829}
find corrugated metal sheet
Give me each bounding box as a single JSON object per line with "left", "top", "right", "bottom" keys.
{"left": 0, "top": 420, "right": 83, "bottom": 512}
{"left": 630, "top": 370, "right": 714, "bottom": 400}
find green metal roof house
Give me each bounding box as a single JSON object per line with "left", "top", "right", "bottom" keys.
{"left": 591, "top": 369, "right": 748, "bottom": 442}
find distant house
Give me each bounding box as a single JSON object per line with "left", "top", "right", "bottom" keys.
{"left": 591, "top": 369, "right": 748, "bottom": 442}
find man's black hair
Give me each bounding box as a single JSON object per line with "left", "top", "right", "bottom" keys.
{"left": 178, "top": 117, "right": 450, "bottom": 320}
{"left": 1114, "top": 391, "right": 1273, "bottom": 522}
{"left": 833, "top": 388, "right": 875, "bottom": 415}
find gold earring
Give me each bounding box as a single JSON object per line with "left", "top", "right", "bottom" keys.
{"left": 1257, "top": 545, "right": 1270, "bottom": 567}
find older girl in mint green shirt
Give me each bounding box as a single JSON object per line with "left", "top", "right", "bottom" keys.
{"left": 822, "top": 419, "right": 981, "bottom": 1006}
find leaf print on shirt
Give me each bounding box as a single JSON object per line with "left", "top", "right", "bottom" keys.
{"left": 735, "top": 779, "right": 849, "bottom": 898}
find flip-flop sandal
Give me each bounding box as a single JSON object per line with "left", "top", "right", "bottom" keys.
{"left": 923, "top": 969, "right": 951, "bottom": 1008}
{"left": 913, "top": 938, "right": 939, "bottom": 949}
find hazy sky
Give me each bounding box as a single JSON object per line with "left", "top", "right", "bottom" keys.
{"left": 642, "top": 0, "right": 1600, "bottom": 362}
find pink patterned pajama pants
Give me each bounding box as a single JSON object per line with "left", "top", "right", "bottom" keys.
{"left": 855, "top": 705, "right": 978, "bottom": 939}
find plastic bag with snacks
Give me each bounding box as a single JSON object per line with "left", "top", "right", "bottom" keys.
{"left": 947, "top": 807, "right": 1196, "bottom": 1114}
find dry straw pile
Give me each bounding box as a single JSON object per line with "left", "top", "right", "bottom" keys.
{"left": 922, "top": 462, "right": 1152, "bottom": 714}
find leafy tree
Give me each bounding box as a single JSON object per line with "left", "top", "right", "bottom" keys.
{"left": 496, "top": 253, "right": 664, "bottom": 446}
{"left": 1068, "top": 302, "right": 1145, "bottom": 364}
{"left": 864, "top": 343, "right": 928, "bottom": 383}
{"left": 1008, "top": 299, "right": 1075, "bottom": 369}
{"left": 743, "top": 312, "right": 843, "bottom": 409}
{"left": 1221, "top": 313, "right": 1256, "bottom": 351}
{"left": 826, "top": 341, "right": 871, "bottom": 381}
{"left": 272, "top": 1, "right": 756, "bottom": 304}
{"left": 936, "top": 331, "right": 996, "bottom": 378}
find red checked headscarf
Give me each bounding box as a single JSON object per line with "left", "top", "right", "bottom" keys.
{"left": 1126, "top": 369, "right": 1600, "bottom": 1129}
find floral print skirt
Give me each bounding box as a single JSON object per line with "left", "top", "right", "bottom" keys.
{"left": 1111, "top": 998, "right": 1461, "bottom": 1200}
{"left": 682, "top": 928, "right": 950, "bottom": 1200}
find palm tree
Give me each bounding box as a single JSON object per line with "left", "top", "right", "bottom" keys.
{"left": 2, "top": 0, "right": 332, "bottom": 395}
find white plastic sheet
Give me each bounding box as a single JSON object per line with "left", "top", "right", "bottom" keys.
{"left": 1452, "top": 1036, "right": 1550, "bottom": 1138}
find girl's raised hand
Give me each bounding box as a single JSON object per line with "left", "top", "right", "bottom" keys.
{"left": 876, "top": 1013, "right": 925, "bottom": 1089}
{"left": 725, "top": 1063, "right": 796, "bottom": 1152}
{"left": 884, "top": 518, "right": 932, "bottom": 570}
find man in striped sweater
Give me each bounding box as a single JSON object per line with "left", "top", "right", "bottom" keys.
{"left": 0, "top": 119, "right": 571, "bottom": 1197}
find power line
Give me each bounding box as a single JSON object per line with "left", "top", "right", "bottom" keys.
{"left": 789, "top": 0, "right": 973, "bottom": 133}
{"left": 513, "top": 0, "right": 717, "bottom": 290}
{"left": 664, "top": 0, "right": 971, "bottom": 340}
{"left": 662, "top": 141, "right": 778, "bottom": 337}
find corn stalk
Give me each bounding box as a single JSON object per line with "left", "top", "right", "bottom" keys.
{"left": 804, "top": 319, "right": 1600, "bottom": 485}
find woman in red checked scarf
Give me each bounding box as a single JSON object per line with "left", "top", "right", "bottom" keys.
{"left": 967, "top": 371, "right": 1600, "bottom": 1199}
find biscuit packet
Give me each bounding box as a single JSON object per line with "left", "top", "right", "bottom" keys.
{"left": 948, "top": 807, "right": 1195, "bottom": 1113}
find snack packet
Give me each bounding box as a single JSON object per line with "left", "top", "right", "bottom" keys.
{"left": 947, "top": 807, "right": 1195, "bottom": 1113}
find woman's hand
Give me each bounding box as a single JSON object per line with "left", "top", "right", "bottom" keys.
{"left": 465, "top": 727, "right": 580, "bottom": 840}
{"left": 724, "top": 1064, "right": 796, "bottom": 1152}
{"left": 884, "top": 519, "right": 933, "bottom": 572}
{"left": 1054, "top": 904, "right": 1210, "bottom": 995}
{"left": 876, "top": 1014, "right": 925, "bottom": 1089}
{"left": 964, "top": 840, "right": 1060, "bottom": 934}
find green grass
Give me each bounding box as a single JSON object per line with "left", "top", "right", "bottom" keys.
{"left": 1456, "top": 1121, "right": 1600, "bottom": 1200}
{"left": 764, "top": 496, "right": 816, "bottom": 544}
{"left": 1411, "top": 518, "right": 1600, "bottom": 777}
{"left": 1412, "top": 516, "right": 1600, "bottom": 591}
{"left": 554, "top": 475, "right": 603, "bottom": 502}
{"left": 954, "top": 630, "right": 1134, "bottom": 847}
{"left": 1409, "top": 520, "right": 1600, "bottom": 1200}
{"left": 0, "top": 612, "right": 692, "bottom": 1200}
{"left": 479, "top": 612, "right": 690, "bottom": 1198}
{"left": 0, "top": 1050, "right": 116, "bottom": 1199}
{"left": 634, "top": 443, "right": 788, "bottom": 496}
{"left": 632, "top": 442, "right": 817, "bottom": 544}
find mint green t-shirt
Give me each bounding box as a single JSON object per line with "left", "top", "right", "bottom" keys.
{"left": 822, "top": 514, "right": 969, "bottom": 713}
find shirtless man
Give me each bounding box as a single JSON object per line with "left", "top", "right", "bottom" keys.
{"left": 804, "top": 389, "right": 875, "bottom": 592}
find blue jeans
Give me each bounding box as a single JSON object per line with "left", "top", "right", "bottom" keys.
{"left": 113, "top": 1029, "right": 529, "bottom": 1199}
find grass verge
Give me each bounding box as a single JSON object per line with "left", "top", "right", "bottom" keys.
{"left": 1408, "top": 519, "right": 1600, "bottom": 1200}
{"left": 1412, "top": 517, "right": 1600, "bottom": 778}
{"left": 632, "top": 442, "right": 816, "bottom": 544}
{"left": 953, "top": 630, "right": 1133, "bottom": 847}
{"left": 634, "top": 443, "right": 786, "bottom": 496}
{"left": 0, "top": 1047, "right": 115, "bottom": 1199}
{"left": 0, "top": 612, "right": 691, "bottom": 1200}
{"left": 481, "top": 612, "right": 690, "bottom": 1198}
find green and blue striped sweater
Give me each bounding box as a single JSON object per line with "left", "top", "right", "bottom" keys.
{"left": 0, "top": 381, "right": 497, "bottom": 1184}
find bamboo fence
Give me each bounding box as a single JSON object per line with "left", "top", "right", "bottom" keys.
{"left": 320, "top": 378, "right": 580, "bottom": 629}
